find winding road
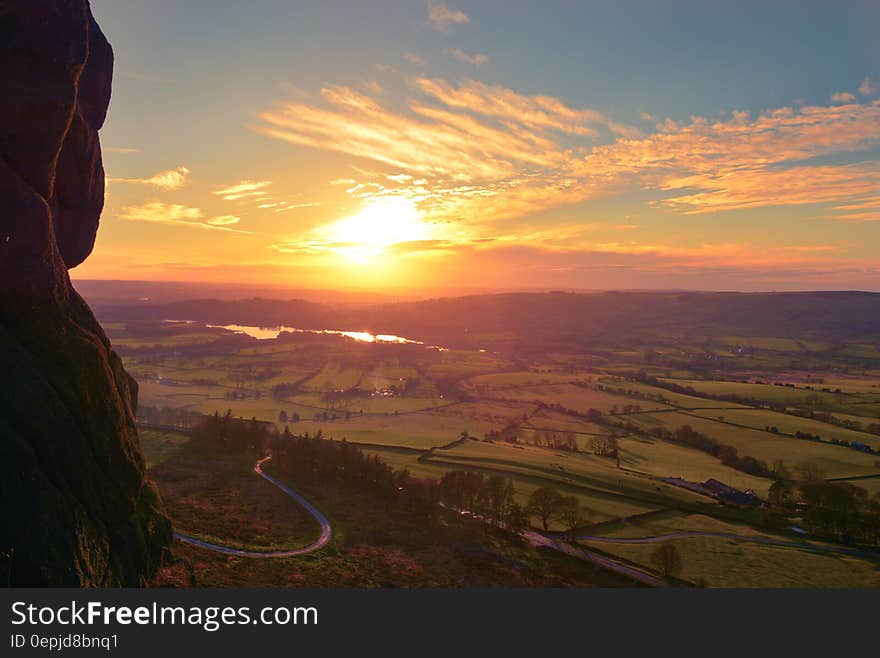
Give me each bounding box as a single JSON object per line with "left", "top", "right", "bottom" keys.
{"left": 173, "top": 455, "right": 333, "bottom": 557}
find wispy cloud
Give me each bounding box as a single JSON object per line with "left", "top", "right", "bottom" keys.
{"left": 105, "top": 146, "right": 141, "bottom": 154}
{"left": 404, "top": 52, "right": 427, "bottom": 67}
{"left": 205, "top": 215, "right": 242, "bottom": 226}
{"left": 831, "top": 91, "right": 856, "bottom": 103}
{"left": 859, "top": 77, "right": 877, "bottom": 96}
{"left": 274, "top": 202, "right": 321, "bottom": 213}
{"left": 256, "top": 74, "right": 880, "bottom": 230}
{"left": 212, "top": 179, "right": 313, "bottom": 213}
{"left": 593, "top": 103, "right": 880, "bottom": 214}
{"left": 119, "top": 201, "right": 250, "bottom": 233}
{"left": 213, "top": 180, "right": 273, "bottom": 200}
{"left": 426, "top": 1, "right": 469, "bottom": 31}
{"left": 109, "top": 166, "right": 190, "bottom": 190}
{"left": 449, "top": 48, "right": 488, "bottom": 66}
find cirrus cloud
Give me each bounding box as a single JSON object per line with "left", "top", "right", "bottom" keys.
{"left": 256, "top": 73, "right": 880, "bottom": 230}
{"left": 109, "top": 165, "right": 190, "bottom": 190}
{"left": 119, "top": 201, "right": 250, "bottom": 233}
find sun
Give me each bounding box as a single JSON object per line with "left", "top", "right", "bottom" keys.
{"left": 326, "top": 196, "right": 433, "bottom": 263}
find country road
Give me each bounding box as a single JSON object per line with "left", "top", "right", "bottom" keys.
{"left": 174, "top": 455, "right": 333, "bottom": 557}
{"left": 577, "top": 530, "right": 879, "bottom": 558}
{"left": 522, "top": 529, "right": 669, "bottom": 587}
{"left": 441, "top": 503, "right": 669, "bottom": 586}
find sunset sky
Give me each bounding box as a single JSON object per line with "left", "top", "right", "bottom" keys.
{"left": 78, "top": 0, "right": 880, "bottom": 291}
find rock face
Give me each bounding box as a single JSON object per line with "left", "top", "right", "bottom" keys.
{"left": 0, "top": 0, "right": 172, "bottom": 586}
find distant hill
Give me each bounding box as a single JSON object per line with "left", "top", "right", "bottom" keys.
{"left": 88, "top": 290, "right": 880, "bottom": 351}
{"left": 345, "top": 291, "right": 880, "bottom": 348}
{"left": 93, "top": 297, "right": 338, "bottom": 328}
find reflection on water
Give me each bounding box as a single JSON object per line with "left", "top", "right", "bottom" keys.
{"left": 205, "top": 323, "right": 426, "bottom": 345}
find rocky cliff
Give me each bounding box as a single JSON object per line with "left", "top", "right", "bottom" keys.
{"left": 0, "top": 0, "right": 172, "bottom": 586}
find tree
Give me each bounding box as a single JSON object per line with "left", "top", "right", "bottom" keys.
{"left": 558, "top": 496, "right": 592, "bottom": 539}
{"left": 589, "top": 435, "right": 618, "bottom": 458}
{"left": 650, "top": 542, "right": 683, "bottom": 578}
{"left": 527, "top": 487, "right": 563, "bottom": 532}
{"left": 485, "top": 475, "right": 513, "bottom": 525}
{"left": 767, "top": 480, "right": 799, "bottom": 513}
{"left": 504, "top": 502, "right": 529, "bottom": 535}
{"left": 795, "top": 461, "right": 826, "bottom": 482}
{"left": 771, "top": 459, "right": 791, "bottom": 480}
{"left": 278, "top": 410, "right": 288, "bottom": 423}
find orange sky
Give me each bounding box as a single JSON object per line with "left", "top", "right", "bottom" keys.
{"left": 77, "top": 1, "right": 880, "bottom": 291}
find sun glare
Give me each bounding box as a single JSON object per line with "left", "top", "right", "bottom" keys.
{"left": 327, "top": 197, "right": 433, "bottom": 263}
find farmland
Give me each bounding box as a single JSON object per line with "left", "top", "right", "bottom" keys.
{"left": 106, "top": 303, "right": 880, "bottom": 588}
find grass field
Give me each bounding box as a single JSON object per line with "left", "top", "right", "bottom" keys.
{"left": 461, "top": 371, "right": 594, "bottom": 390}
{"left": 486, "top": 383, "right": 672, "bottom": 414}
{"left": 625, "top": 410, "right": 880, "bottom": 479}
{"left": 661, "top": 378, "right": 880, "bottom": 417}
{"left": 580, "top": 510, "right": 880, "bottom": 588}
{"left": 139, "top": 428, "right": 191, "bottom": 468}
{"left": 688, "top": 407, "right": 880, "bottom": 451}
{"left": 427, "top": 440, "right": 711, "bottom": 508}
{"left": 617, "top": 436, "right": 774, "bottom": 495}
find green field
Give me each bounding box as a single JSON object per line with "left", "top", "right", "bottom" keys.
{"left": 625, "top": 410, "right": 880, "bottom": 479}
{"left": 688, "top": 407, "right": 880, "bottom": 451}
{"left": 139, "top": 428, "right": 191, "bottom": 467}
{"left": 116, "top": 317, "right": 880, "bottom": 587}
{"left": 580, "top": 511, "right": 880, "bottom": 588}
{"left": 486, "top": 383, "right": 672, "bottom": 414}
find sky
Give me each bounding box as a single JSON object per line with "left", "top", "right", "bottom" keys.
{"left": 78, "top": 0, "right": 880, "bottom": 292}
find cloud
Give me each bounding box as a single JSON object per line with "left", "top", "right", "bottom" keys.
{"left": 205, "top": 215, "right": 241, "bottom": 226}
{"left": 590, "top": 103, "right": 880, "bottom": 214}
{"left": 274, "top": 202, "right": 321, "bottom": 213}
{"left": 361, "top": 80, "right": 383, "bottom": 94}
{"left": 426, "top": 1, "right": 469, "bottom": 31}
{"left": 119, "top": 201, "right": 250, "bottom": 233}
{"left": 449, "top": 49, "right": 489, "bottom": 66}
{"left": 213, "top": 180, "right": 273, "bottom": 200}
{"left": 655, "top": 164, "right": 880, "bottom": 214}
{"left": 831, "top": 91, "right": 856, "bottom": 103}
{"left": 414, "top": 77, "right": 642, "bottom": 137}
{"left": 404, "top": 52, "right": 427, "bottom": 67}
{"left": 256, "top": 77, "right": 880, "bottom": 227}
{"left": 859, "top": 77, "right": 877, "bottom": 96}
{"left": 105, "top": 147, "right": 141, "bottom": 154}
{"left": 109, "top": 166, "right": 190, "bottom": 190}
